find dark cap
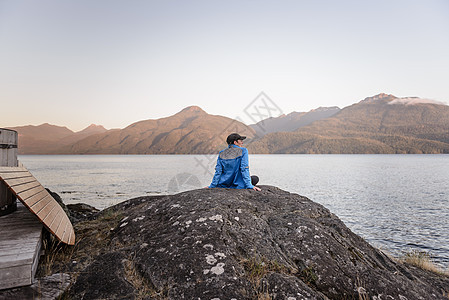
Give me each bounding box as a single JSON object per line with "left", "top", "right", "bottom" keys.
{"left": 226, "top": 133, "right": 246, "bottom": 145}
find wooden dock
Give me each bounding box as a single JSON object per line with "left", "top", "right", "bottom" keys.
{"left": 0, "top": 202, "right": 43, "bottom": 290}
{"left": 0, "top": 129, "right": 75, "bottom": 290}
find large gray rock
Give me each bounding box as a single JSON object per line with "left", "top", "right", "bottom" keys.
{"left": 67, "top": 186, "right": 449, "bottom": 299}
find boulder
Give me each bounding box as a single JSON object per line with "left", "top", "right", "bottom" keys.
{"left": 65, "top": 186, "right": 448, "bottom": 299}
{"left": 66, "top": 203, "right": 100, "bottom": 223}
{"left": 45, "top": 189, "right": 100, "bottom": 223}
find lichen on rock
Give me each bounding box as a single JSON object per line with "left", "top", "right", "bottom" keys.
{"left": 57, "top": 186, "right": 448, "bottom": 299}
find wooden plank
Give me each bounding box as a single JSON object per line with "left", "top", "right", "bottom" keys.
{"left": 67, "top": 223, "right": 75, "bottom": 245}
{"left": 1, "top": 264, "right": 32, "bottom": 278}
{"left": 0, "top": 228, "right": 41, "bottom": 239}
{"left": 0, "top": 267, "right": 32, "bottom": 286}
{"left": 37, "top": 201, "right": 58, "bottom": 223}
{"left": 50, "top": 212, "right": 64, "bottom": 234}
{"left": 17, "top": 185, "right": 46, "bottom": 204}
{"left": 39, "top": 203, "right": 61, "bottom": 236}
{"left": 0, "top": 226, "right": 42, "bottom": 236}
{"left": 0, "top": 172, "right": 30, "bottom": 181}
{"left": 0, "top": 252, "right": 35, "bottom": 267}
{"left": 0, "top": 218, "right": 41, "bottom": 228}
{"left": 0, "top": 168, "right": 29, "bottom": 176}
{"left": 0, "top": 169, "right": 17, "bottom": 215}
{"left": 23, "top": 190, "right": 48, "bottom": 208}
{"left": 1, "top": 278, "right": 32, "bottom": 291}
{"left": 12, "top": 181, "right": 41, "bottom": 195}
{"left": 1, "top": 278, "right": 32, "bottom": 290}
{"left": 0, "top": 214, "right": 42, "bottom": 225}
{"left": 0, "top": 212, "right": 41, "bottom": 223}
{"left": 0, "top": 264, "right": 32, "bottom": 289}
{"left": 0, "top": 167, "right": 27, "bottom": 173}
{"left": 0, "top": 243, "right": 39, "bottom": 254}
{"left": 28, "top": 195, "right": 52, "bottom": 214}
{"left": 56, "top": 217, "right": 70, "bottom": 243}
{"left": 0, "top": 240, "right": 39, "bottom": 251}
{"left": 0, "top": 205, "right": 40, "bottom": 224}
{"left": 0, "top": 231, "right": 41, "bottom": 241}
{"left": 0, "top": 226, "right": 41, "bottom": 239}
{"left": 0, "top": 253, "right": 34, "bottom": 268}
{"left": 0, "top": 239, "right": 42, "bottom": 251}
{"left": 0, "top": 244, "right": 41, "bottom": 254}
{"left": 6, "top": 176, "right": 36, "bottom": 187}
{"left": 0, "top": 129, "right": 16, "bottom": 144}
{"left": 0, "top": 230, "right": 42, "bottom": 242}
{"left": 8, "top": 148, "right": 17, "bottom": 167}
{"left": 60, "top": 221, "right": 70, "bottom": 245}
{"left": 31, "top": 234, "right": 42, "bottom": 282}
{"left": 0, "top": 129, "right": 18, "bottom": 169}
{"left": 0, "top": 265, "right": 32, "bottom": 281}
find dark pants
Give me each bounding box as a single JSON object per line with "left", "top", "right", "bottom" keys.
{"left": 251, "top": 175, "right": 259, "bottom": 186}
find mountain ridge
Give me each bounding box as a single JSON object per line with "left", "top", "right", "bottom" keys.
{"left": 250, "top": 106, "right": 341, "bottom": 136}
{"left": 247, "top": 94, "right": 449, "bottom": 154}
{"left": 58, "top": 106, "right": 255, "bottom": 154}
{"left": 6, "top": 94, "right": 449, "bottom": 154}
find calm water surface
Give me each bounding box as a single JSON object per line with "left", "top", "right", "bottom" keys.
{"left": 19, "top": 154, "right": 449, "bottom": 268}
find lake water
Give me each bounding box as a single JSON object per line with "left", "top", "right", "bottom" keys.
{"left": 19, "top": 154, "right": 449, "bottom": 269}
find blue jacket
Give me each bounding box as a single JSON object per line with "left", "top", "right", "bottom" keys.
{"left": 209, "top": 145, "right": 254, "bottom": 189}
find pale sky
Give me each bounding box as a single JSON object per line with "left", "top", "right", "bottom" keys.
{"left": 1, "top": 0, "right": 448, "bottom": 132}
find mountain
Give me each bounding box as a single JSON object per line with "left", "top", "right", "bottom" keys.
{"left": 248, "top": 93, "right": 449, "bottom": 154}
{"left": 7, "top": 124, "right": 108, "bottom": 154}
{"left": 59, "top": 124, "right": 109, "bottom": 146}
{"left": 9, "top": 123, "right": 74, "bottom": 141}
{"left": 250, "top": 106, "right": 340, "bottom": 136}
{"left": 75, "top": 124, "right": 108, "bottom": 136}
{"left": 7, "top": 123, "right": 75, "bottom": 154}
{"left": 8, "top": 94, "right": 449, "bottom": 154}
{"left": 60, "top": 106, "right": 256, "bottom": 154}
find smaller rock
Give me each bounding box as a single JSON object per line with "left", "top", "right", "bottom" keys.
{"left": 0, "top": 273, "right": 70, "bottom": 300}
{"left": 66, "top": 203, "right": 100, "bottom": 223}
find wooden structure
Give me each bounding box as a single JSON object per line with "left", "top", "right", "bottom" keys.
{"left": 0, "top": 129, "right": 75, "bottom": 290}
{"left": 0, "top": 129, "right": 17, "bottom": 167}
{"left": 0, "top": 128, "right": 18, "bottom": 216}
{"left": 0, "top": 202, "right": 42, "bottom": 289}
{"left": 0, "top": 167, "right": 75, "bottom": 245}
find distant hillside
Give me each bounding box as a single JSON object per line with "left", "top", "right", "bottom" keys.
{"left": 75, "top": 124, "right": 108, "bottom": 136}
{"left": 8, "top": 94, "right": 449, "bottom": 154}
{"left": 250, "top": 106, "right": 340, "bottom": 136}
{"left": 248, "top": 94, "right": 449, "bottom": 154}
{"left": 8, "top": 123, "right": 74, "bottom": 154}
{"left": 60, "top": 106, "right": 255, "bottom": 154}
{"left": 59, "top": 124, "right": 109, "bottom": 146}
{"left": 8, "top": 124, "right": 108, "bottom": 154}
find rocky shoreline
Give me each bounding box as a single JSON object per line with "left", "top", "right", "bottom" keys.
{"left": 2, "top": 186, "right": 449, "bottom": 299}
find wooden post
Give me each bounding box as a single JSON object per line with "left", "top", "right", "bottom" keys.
{"left": 0, "top": 128, "right": 18, "bottom": 216}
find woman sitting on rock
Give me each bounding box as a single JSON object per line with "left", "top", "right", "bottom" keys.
{"left": 208, "top": 133, "right": 261, "bottom": 191}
